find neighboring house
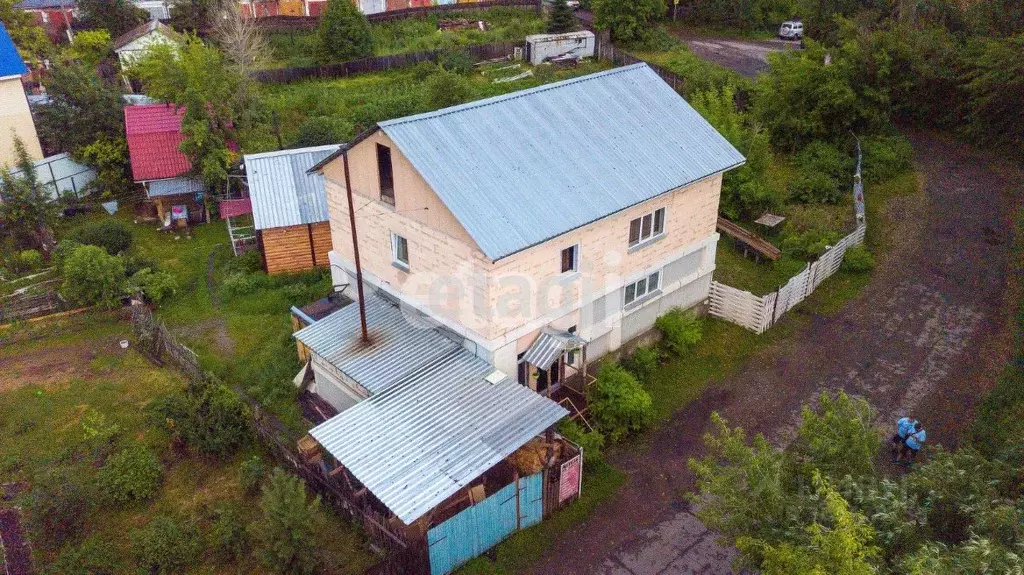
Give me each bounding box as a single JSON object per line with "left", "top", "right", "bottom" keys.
{"left": 15, "top": 0, "right": 75, "bottom": 43}
{"left": 112, "top": 20, "right": 182, "bottom": 68}
{"left": 132, "top": 0, "right": 170, "bottom": 20}
{"left": 241, "top": 145, "right": 340, "bottom": 274}
{"left": 0, "top": 22, "right": 44, "bottom": 169}
{"left": 312, "top": 63, "right": 744, "bottom": 394}
{"left": 124, "top": 103, "right": 206, "bottom": 225}
{"left": 6, "top": 152, "right": 96, "bottom": 200}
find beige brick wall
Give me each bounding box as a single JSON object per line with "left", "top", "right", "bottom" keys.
{"left": 323, "top": 131, "right": 723, "bottom": 344}
{"left": 0, "top": 77, "right": 44, "bottom": 169}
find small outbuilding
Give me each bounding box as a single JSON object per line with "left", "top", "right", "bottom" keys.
{"left": 524, "top": 31, "right": 595, "bottom": 65}
{"left": 112, "top": 20, "right": 181, "bottom": 68}
{"left": 124, "top": 103, "right": 207, "bottom": 226}
{"left": 243, "top": 145, "right": 340, "bottom": 274}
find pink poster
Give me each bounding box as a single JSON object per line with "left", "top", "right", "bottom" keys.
{"left": 559, "top": 455, "right": 582, "bottom": 503}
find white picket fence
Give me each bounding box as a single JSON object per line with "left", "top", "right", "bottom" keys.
{"left": 709, "top": 224, "right": 866, "bottom": 333}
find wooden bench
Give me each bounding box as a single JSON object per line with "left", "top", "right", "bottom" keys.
{"left": 717, "top": 217, "right": 782, "bottom": 262}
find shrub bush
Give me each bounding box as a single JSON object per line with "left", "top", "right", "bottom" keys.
{"left": 841, "top": 244, "right": 875, "bottom": 273}
{"left": 130, "top": 515, "right": 203, "bottom": 574}
{"left": 314, "top": 0, "right": 373, "bottom": 63}
{"left": 26, "top": 469, "right": 91, "bottom": 549}
{"left": 790, "top": 141, "right": 854, "bottom": 204}
{"left": 587, "top": 362, "right": 653, "bottom": 442}
{"left": 121, "top": 252, "right": 158, "bottom": 277}
{"left": 624, "top": 345, "right": 659, "bottom": 382}
{"left": 790, "top": 391, "right": 880, "bottom": 481}
{"left": 11, "top": 249, "right": 43, "bottom": 273}
{"left": 240, "top": 454, "right": 267, "bottom": 495}
{"left": 438, "top": 49, "right": 474, "bottom": 74}
{"left": 99, "top": 443, "right": 163, "bottom": 503}
{"left": 46, "top": 534, "right": 121, "bottom": 575}
{"left": 209, "top": 503, "right": 248, "bottom": 561}
{"left": 861, "top": 135, "right": 914, "bottom": 184}
{"left": 129, "top": 268, "right": 178, "bottom": 304}
{"left": 290, "top": 116, "right": 353, "bottom": 148}
{"left": 655, "top": 308, "right": 703, "bottom": 357}
{"left": 61, "top": 244, "right": 126, "bottom": 309}
{"left": 68, "top": 219, "right": 133, "bottom": 255}
{"left": 221, "top": 271, "right": 273, "bottom": 298}
{"left": 423, "top": 69, "right": 473, "bottom": 109}
{"left": 51, "top": 239, "right": 81, "bottom": 274}
{"left": 558, "top": 419, "right": 605, "bottom": 467}
{"left": 150, "top": 382, "right": 251, "bottom": 456}
{"left": 253, "top": 469, "right": 324, "bottom": 574}
{"left": 225, "top": 249, "right": 264, "bottom": 275}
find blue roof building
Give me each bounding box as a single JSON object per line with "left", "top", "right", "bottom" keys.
{"left": 0, "top": 22, "right": 29, "bottom": 79}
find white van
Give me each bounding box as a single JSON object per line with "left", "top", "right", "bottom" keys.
{"left": 779, "top": 20, "right": 803, "bottom": 40}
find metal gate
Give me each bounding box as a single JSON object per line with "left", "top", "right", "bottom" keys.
{"left": 427, "top": 473, "right": 544, "bottom": 575}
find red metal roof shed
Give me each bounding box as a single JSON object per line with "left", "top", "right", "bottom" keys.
{"left": 124, "top": 104, "right": 192, "bottom": 182}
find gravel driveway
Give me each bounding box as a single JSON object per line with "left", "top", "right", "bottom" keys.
{"left": 523, "top": 133, "right": 1022, "bottom": 575}
{"left": 675, "top": 33, "right": 799, "bottom": 77}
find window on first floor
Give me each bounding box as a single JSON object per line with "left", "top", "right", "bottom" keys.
{"left": 628, "top": 207, "right": 666, "bottom": 248}
{"left": 624, "top": 270, "right": 661, "bottom": 306}
{"left": 391, "top": 232, "right": 409, "bottom": 270}
{"left": 561, "top": 244, "right": 579, "bottom": 274}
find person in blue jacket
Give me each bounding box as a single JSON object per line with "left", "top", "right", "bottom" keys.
{"left": 891, "top": 414, "right": 917, "bottom": 462}
{"left": 903, "top": 422, "right": 927, "bottom": 464}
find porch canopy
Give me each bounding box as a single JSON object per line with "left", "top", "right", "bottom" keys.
{"left": 522, "top": 327, "right": 587, "bottom": 368}
{"left": 304, "top": 297, "right": 568, "bottom": 525}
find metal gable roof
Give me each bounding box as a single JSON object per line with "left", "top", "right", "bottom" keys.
{"left": 305, "top": 298, "right": 568, "bottom": 524}
{"left": 244, "top": 145, "right": 339, "bottom": 230}
{"left": 378, "top": 63, "right": 745, "bottom": 261}
{"left": 0, "top": 22, "right": 28, "bottom": 78}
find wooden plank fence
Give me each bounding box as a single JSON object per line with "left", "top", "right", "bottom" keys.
{"left": 129, "top": 304, "right": 427, "bottom": 573}
{"left": 254, "top": 0, "right": 538, "bottom": 30}
{"left": 253, "top": 41, "right": 519, "bottom": 84}
{"left": 0, "top": 281, "right": 65, "bottom": 324}
{"left": 708, "top": 224, "right": 866, "bottom": 333}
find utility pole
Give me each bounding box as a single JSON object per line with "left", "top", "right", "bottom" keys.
{"left": 342, "top": 149, "right": 369, "bottom": 343}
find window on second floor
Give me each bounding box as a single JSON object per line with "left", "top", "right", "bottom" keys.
{"left": 624, "top": 270, "right": 661, "bottom": 307}
{"left": 628, "top": 207, "right": 666, "bottom": 248}
{"left": 561, "top": 244, "right": 579, "bottom": 274}
{"left": 391, "top": 233, "right": 409, "bottom": 270}
{"left": 377, "top": 143, "right": 394, "bottom": 205}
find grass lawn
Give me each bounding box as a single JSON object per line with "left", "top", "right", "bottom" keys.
{"left": 244, "top": 59, "right": 611, "bottom": 152}
{"left": 266, "top": 7, "right": 545, "bottom": 68}
{"left": 0, "top": 312, "right": 375, "bottom": 574}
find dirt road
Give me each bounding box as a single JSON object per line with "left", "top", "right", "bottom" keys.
{"left": 524, "top": 133, "right": 1021, "bottom": 575}
{"left": 672, "top": 31, "right": 799, "bottom": 77}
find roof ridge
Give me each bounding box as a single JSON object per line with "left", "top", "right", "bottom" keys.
{"left": 379, "top": 63, "right": 651, "bottom": 129}
{"left": 244, "top": 144, "right": 341, "bottom": 161}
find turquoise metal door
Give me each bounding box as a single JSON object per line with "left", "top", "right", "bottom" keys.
{"left": 518, "top": 472, "right": 544, "bottom": 529}
{"left": 427, "top": 482, "right": 518, "bottom": 575}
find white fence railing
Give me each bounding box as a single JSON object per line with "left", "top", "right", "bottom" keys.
{"left": 709, "top": 224, "right": 866, "bottom": 333}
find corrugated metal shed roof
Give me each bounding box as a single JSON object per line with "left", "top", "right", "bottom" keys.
{"left": 522, "top": 328, "right": 585, "bottom": 369}
{"left": 0, "top": 22, "right": 28, "bottom": 79}
{"left": 244, "top": 145, "right": 339, "bottom": 230}
{"left": 294, "top": 296, "right": 461, "bottom": 395}
{"left": 378, "top": 63, "right": 745, "bottom": 261}
{"left": 147, "top": 176, "right": 204, "bottom": 198}
{"left": 306, "top": 298, "right": 568, "bottom": 524}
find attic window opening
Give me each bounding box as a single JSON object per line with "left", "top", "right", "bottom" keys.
{"left": 560, "top": 244, "right": 579, "bottom": 274}
{"left": 376, "top": 144, "right": 394, "bottom": 205}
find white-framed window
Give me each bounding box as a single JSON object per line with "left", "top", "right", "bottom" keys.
{"left": 391, "top": 233, "right": 409, "bottom": 270}
{"left": 624, "top": 270, "right": 661, "bottom": 306}
{"left": 628, "top": 207, "right": 666, "bottom": 248}
{"left": 560, "top": 244, "right": 579, "bottom": 274}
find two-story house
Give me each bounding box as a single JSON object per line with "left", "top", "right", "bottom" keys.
{"left": 293, "top": 63, "right": 743, "bottom": 575}
{"left": 312, "top": 63, "right": 744, "bottom": 398}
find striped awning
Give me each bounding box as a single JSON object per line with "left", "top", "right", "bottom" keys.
{"left": 522, "top": 328, "right": 587, "bottom": 369}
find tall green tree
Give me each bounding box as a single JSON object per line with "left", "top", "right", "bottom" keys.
{"left": 963, "top": 34, "right": 1024, "bottom": 150}
{"left": 0, "top": 0, "right": 53, "bottom": 63}
{"left": 0, "top": 138, "right": 57, "bottom": 254}
{"left": 169, "top": 0, "right": 214, "bottom": 34}
{"left": 63, "top": 29, "right": 113, "bottom": 68}
{"left": 592, "top": 0, "right": 665, "bottom": 42}
{"left": 76, "top": 0, "right": 148, "bottom": 37}
{"left": 314, "top": 0, "right": 374, "bottom": 63}
{"left": 252, "top": 469, "right": 324, "bottom": 574}
{"left": 548, "top": 0, "right": 578, "bottom": 33}
{"left": 134, "top": 36, "right": 253, "bottom": 185}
